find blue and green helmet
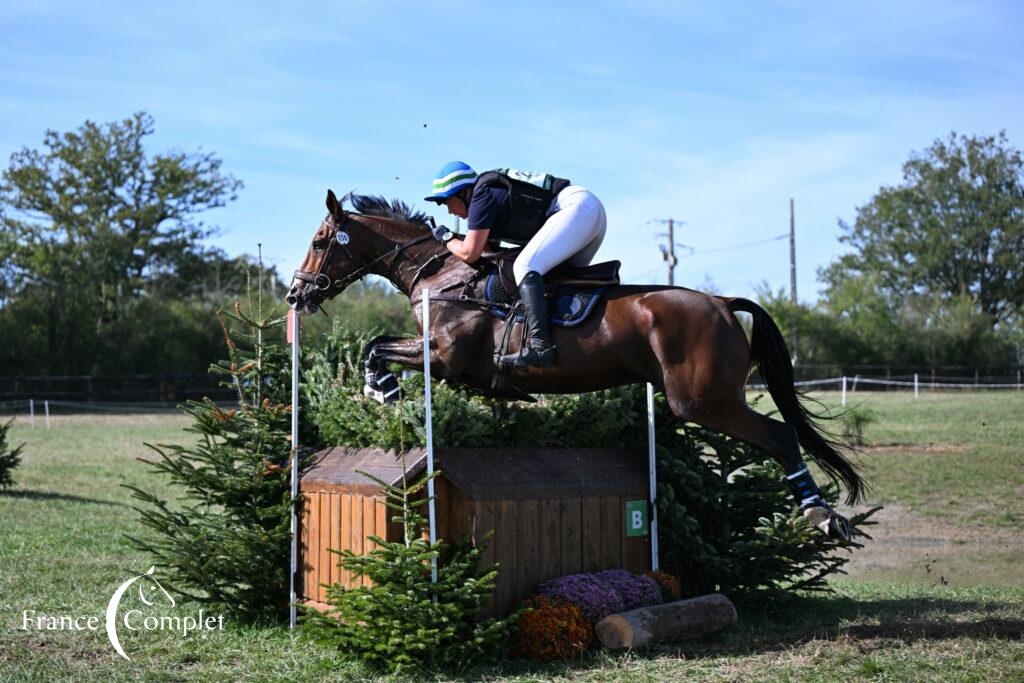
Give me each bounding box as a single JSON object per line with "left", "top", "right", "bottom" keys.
{"left": 424, "top": 160, "right": 477, "bottom": 203}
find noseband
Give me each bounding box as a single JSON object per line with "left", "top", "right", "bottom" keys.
{"left": 292, "top": 212, "right": 435, "bottom": 300}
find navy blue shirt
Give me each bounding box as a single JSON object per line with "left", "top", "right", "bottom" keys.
{"left": 467, "top": 185, "right": 511, "bottom": 239}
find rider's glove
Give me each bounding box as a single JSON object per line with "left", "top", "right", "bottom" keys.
{"left": 431, "top": 224, "right": 455, "bottom": 244}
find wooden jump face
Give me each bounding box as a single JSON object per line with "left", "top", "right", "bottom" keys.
{"left": 299, "top": 446, "right": 653, "bottom": 617}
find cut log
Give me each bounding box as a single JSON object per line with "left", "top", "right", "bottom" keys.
{"left": 595, "top": 593, "right": 737, "bottom": 649}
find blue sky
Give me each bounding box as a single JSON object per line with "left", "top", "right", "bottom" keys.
{"left": 2, "top": 1, "right": 1021, "bottom": 300}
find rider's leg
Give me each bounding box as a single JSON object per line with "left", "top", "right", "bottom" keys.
{"left": 564, "top": 195, "right": 607, "bottom": 268}
{"left": 501, "top": 270, "right": 556, "bottom": 368}
{"left": 503, "top": 189, "right": 606, "bottom": 369}
{"left": 511, "top": 187, "right": 607, "bottom": 283}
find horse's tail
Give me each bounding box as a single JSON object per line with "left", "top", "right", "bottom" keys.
{"left": 726, "top": 297, "right": 865, "bottom": 505}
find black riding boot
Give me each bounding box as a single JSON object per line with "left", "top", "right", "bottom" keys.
{"left": 499, "top": 271, "right": 556, "bottom": 369}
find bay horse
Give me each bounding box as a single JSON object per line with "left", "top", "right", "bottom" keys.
{"left": 287, "top": 190, "right": 864, "bottom": 539}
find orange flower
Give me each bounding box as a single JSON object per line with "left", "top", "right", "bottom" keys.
{"left": 645, "top": 570, "right": 682, "bottom": 601}
{"left": 511, "top": 595, "right": 592, "bottom": 661}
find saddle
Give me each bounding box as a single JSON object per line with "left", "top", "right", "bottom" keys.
{"left": 494, "top": 253, "right": 621, "bottom": 298}
{"left": 470, "top": 252, "right": 621, "bottom": 399}
{"left": 480, "top": 252, "right": 620, "bottom": 328}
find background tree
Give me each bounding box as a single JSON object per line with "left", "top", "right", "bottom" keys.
{"left": 760, "top": 131, "right": 1023, "bottom": 371}
{"left": 821, "top": 131, "right": 1024, "bottom": 324}
{"left": 0, "top": 112, "right": 284, "bottom": 376}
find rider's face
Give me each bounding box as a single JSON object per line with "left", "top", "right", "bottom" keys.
{"left": 444, "top": 195, "right": 468, "bottom": 219}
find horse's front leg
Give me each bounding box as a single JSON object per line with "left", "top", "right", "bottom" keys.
{"left": 362, "top": 336, "right": 446, "bottom": 404}
{"left": 362, "top": 335, "right": 407, "bottom": 403}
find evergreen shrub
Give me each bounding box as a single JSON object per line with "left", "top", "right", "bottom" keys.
{"left": 841, "top": 404, "right": 877, "bottom": 446}
{"left": 301, "top": 466, "right": 514, "bottom": 673}
{"left": 126, "top": 289, "right": 306, "bottom": 621}
{"left": 0, "top": 419, "right": 24, "bottom": 490}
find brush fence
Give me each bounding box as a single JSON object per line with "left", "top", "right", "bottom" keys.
{"left": 299, "top": 446, "right": 652, "bottom": 617}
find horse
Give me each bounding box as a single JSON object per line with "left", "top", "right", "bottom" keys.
{"left": 287, "top": 190, "right": 864, "bottom": 539}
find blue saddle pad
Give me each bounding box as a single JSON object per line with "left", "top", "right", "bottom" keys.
{"left": 484, "top": 273, "right": 608, "bottom": 328}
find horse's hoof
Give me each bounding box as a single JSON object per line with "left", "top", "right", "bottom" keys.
{"left": 363, "top": 384, "right": 386, "bottom": 404}
{"left": 803, "top": 506, "right": 851, "bottom": 542}
{"left": 376, "top": 373, "right": 401, "bottom": 403}
{"left": 363, "top": 371, "right": 401, "bottom": 405}
{"left": 828, "top": 513, "right": 853, "bottom": 541}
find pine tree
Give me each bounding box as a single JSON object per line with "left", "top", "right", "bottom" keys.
{"left": 301, "top": 462, "right": 514, "bottom": 674}
{"left": 126, "top": 267, "right": 304, "bottom": 621}
{"left": 0, "top": 419, "right": 24, "bottom": 490}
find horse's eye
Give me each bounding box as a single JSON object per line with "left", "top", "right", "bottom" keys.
{"left": 312, "top": 239, "right": 327, "bottom": 251}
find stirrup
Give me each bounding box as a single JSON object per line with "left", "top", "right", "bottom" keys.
{"left": 498, "top": 345, "right": 556, "bottom": 370}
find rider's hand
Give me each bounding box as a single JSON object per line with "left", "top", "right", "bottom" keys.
{"left": 431, "top": 224, "right": 455, "bottom": 244}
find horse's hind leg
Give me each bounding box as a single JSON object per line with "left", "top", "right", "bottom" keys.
{"left": 643, "top": 292, "right": 849, "bottom": 537}
{"left": 666, "top": 389, "right": 852, "bottom": 540}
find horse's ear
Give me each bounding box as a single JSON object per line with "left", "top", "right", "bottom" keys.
{"left": 326, "top": 189, "right": 340, "bottom": 216}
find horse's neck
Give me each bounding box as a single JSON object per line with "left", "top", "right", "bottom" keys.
{"left": 367, "top": 217, "right": 448, "bottom": 295}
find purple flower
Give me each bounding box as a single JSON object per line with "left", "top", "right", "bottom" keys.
{"left": 538, "top": 573, "right": 625, "bottom": 623}
{"left": 593, "top": 569, "right": 663, "bottom": 610}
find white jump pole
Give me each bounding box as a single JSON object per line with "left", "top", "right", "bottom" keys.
{"left": 914, "top": 373, "right": 919, "bottom": 399}
{"left": 44, "top": 400, "right": 50, "bottom": 430}
{"left": 841, "top": 376, "right": 847, "bottom": 406}
{"left": 646, "top": 383, "right": 659, "bottom": 572}
{"left": 289, "top": 309, "right": 300, "bottom": 630}
{"left": 423, "top": 289, "right": 438, "bottom": 584}
{"left": 29, "top": 399, "right": 35, "bottom": 428}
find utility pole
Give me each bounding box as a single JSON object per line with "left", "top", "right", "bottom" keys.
{"left": 789, "top": 199, "right": 798, "bottom": 362}
{"left": 789, "top": 199, "right": 797, "bottom": 306}
{"left": 655, "top": 219, "right": 684, "bottom": 286}
{"left": 666, "top": 219, "right": 676, "bottom": 286}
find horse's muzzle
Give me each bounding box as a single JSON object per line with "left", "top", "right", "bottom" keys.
{"left": 286, "top": 281, "right": 322, "bottom": 315}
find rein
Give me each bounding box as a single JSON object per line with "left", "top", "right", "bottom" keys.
{"left": 294, "top": 210, "right": 509, "bottom": 313}
{"left": 293, "top": 212, "right": 436, "bottom": 296}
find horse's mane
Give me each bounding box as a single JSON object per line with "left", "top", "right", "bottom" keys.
{"left": 345, "top": 192, "right": 430, "bottom": 225}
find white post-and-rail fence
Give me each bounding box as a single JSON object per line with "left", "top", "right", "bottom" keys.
{"left": 8, "top": 375, "right": 1020, "bottom": 426}
{"left": 748, "top": 375, "right": 1024, "bottom": 405}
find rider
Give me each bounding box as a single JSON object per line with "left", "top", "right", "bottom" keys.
{"left": 424, "top": 160, "right": 607, "bottom": 369}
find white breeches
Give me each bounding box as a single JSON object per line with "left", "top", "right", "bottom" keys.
{"left": 512, "top": 186, "right": 607, "bottom": 284}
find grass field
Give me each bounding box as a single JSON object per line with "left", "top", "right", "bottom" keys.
{"left": 1, "top": 392, "right": 1022, "bottom": 681}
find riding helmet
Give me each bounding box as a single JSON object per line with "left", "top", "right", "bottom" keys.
{"left": 424, "top": 161, "right": 477, "bottom": 203}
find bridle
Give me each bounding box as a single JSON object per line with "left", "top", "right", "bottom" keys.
{"left": 291, "top": 211, "right": 436, "bottom": 304}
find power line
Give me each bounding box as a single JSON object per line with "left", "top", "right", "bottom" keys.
{"left": 623, "top": 264, "right": 667, "bottom": 282}
{"left": 679, "top": 233, "right": 788, "bottom": 257}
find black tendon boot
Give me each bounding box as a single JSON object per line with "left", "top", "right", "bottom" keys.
{"left": 499, "top": 271, "right": 556, "bottom": 369}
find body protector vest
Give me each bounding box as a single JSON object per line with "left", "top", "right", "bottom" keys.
{"left": 474, "top": 168, "right": 571, "bottom": 244}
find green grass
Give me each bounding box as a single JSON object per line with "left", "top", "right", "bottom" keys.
{"left": 1, "top": 396, "right": 1023, "bottom": 681}
{"left": 749, "top": 390, "right": 1024, "bottom": 528}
